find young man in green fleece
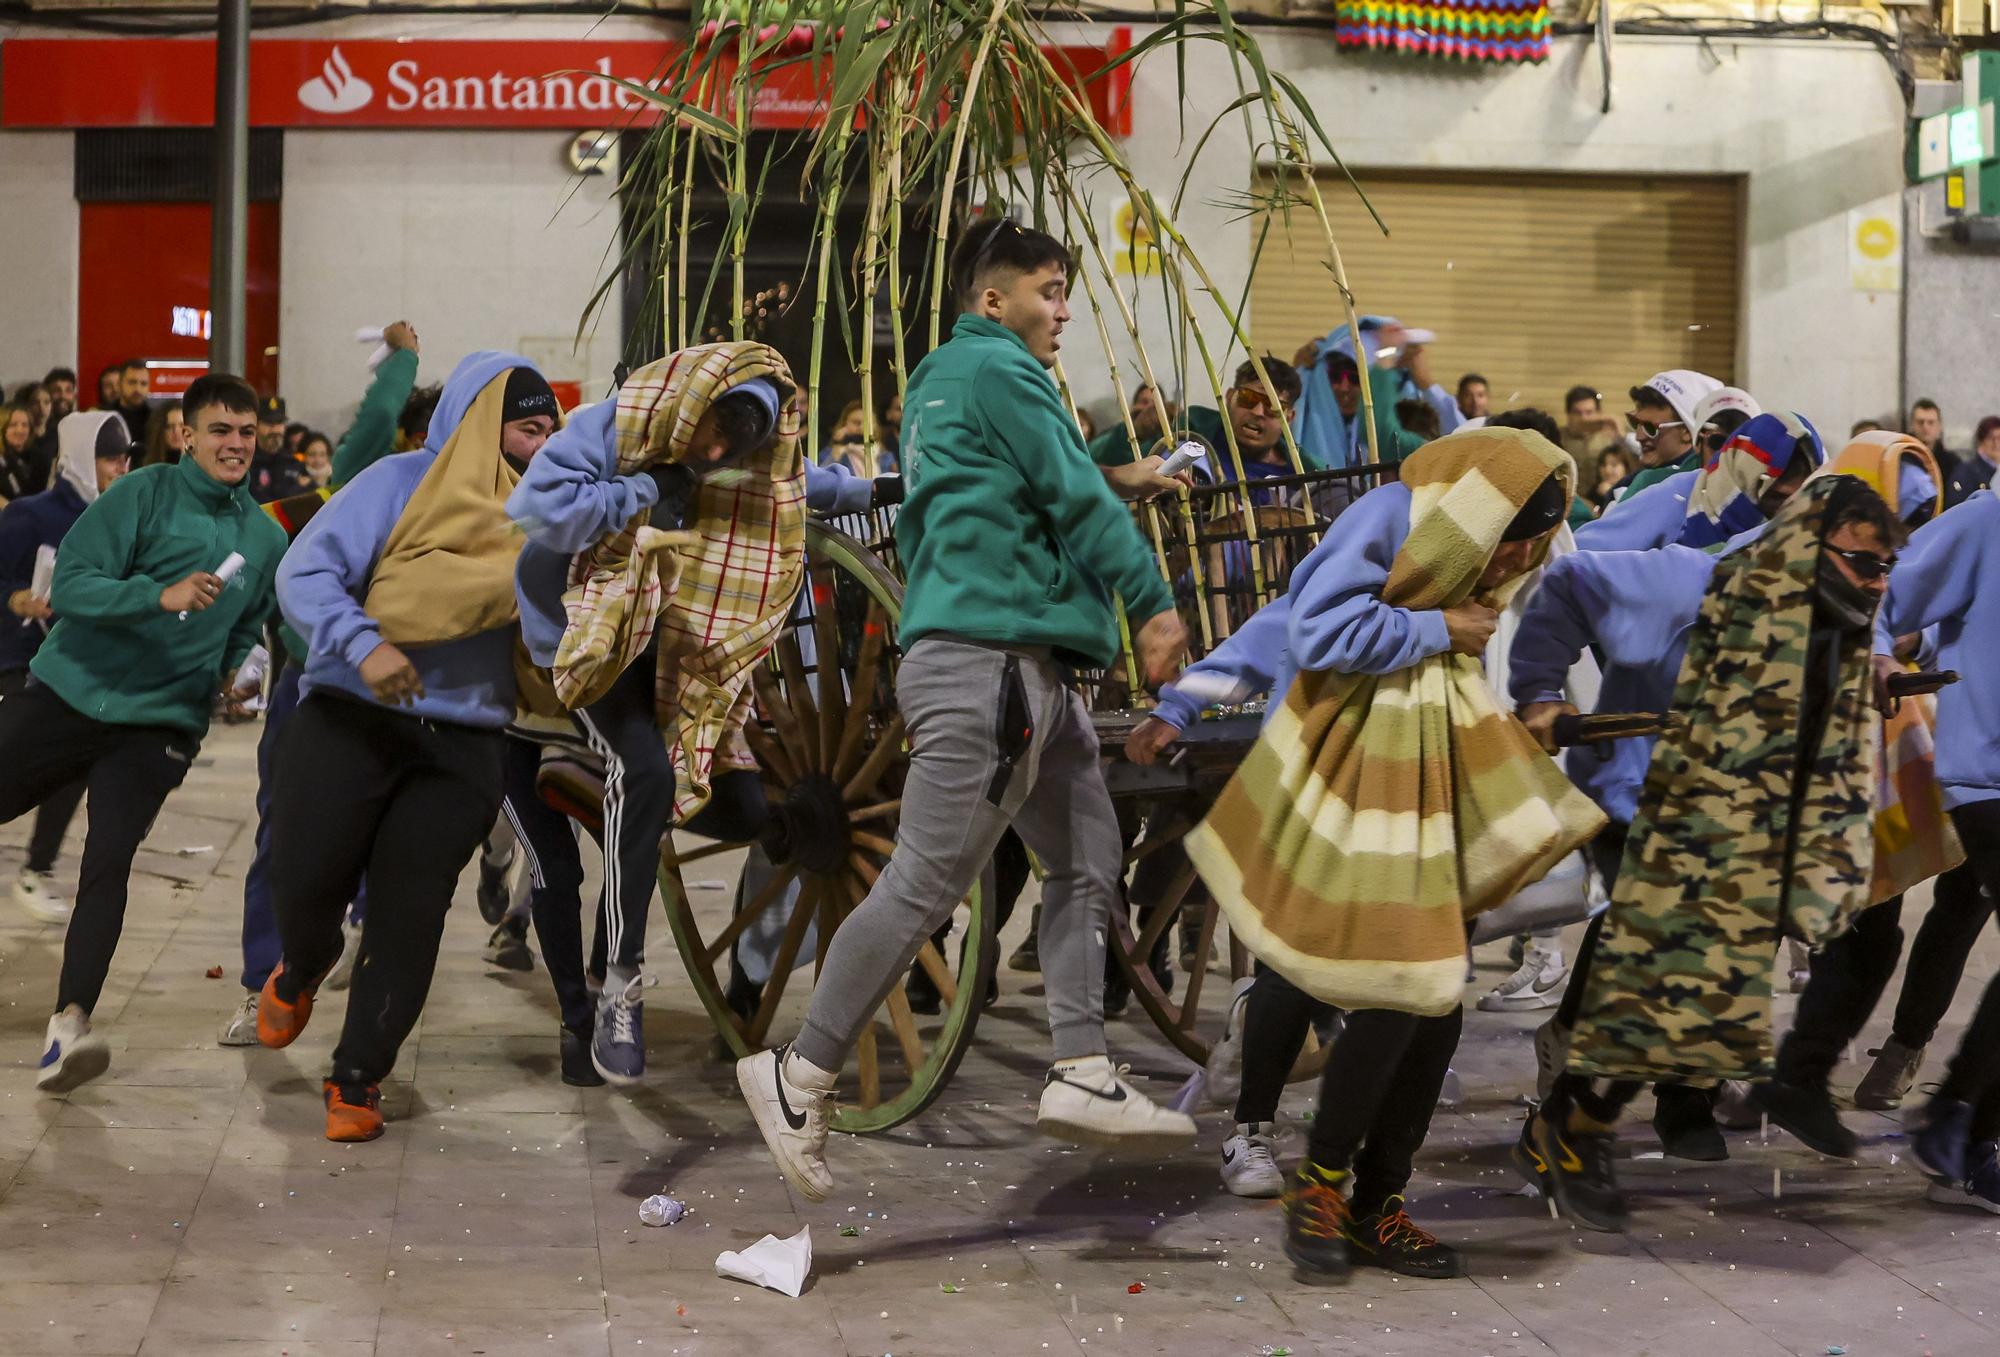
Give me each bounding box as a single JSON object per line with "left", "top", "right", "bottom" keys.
{"left": 738, "top": 218, "right": 1194, "bottom": 1202}
{"left": 0, "top": 372, "right": 285, "bottom": 1092}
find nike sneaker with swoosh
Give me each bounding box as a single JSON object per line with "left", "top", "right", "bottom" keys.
{"left": 1220, "top": 1122, "right": 1285, "bottom": 1198}
{"left": 737, "top": 1044, "right": 836, "bottom": 1203}
{"left": 1037, "top": 1054, "right": 1196, "bottom": 1154}
{"left": 1477, "top": 944, "right": 1569, "bottom": 1012}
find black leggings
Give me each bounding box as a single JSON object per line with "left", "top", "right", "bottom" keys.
{"left": 1889, "top": 861, "right": 1993, "bottom": 1047}
{"left": 1234, "top": 963, "right": 1336, "bottom": 1125}
{"left": 1936, "top": 802, "right": 2000, "bottom": 1140}
{"left": 1304, "top": 1005, "right": 1464, "bottom": 1211}
{"left": 1777, "top": 892, "right": 1906, "bottom": 1090}
{"left": 270, "top": 694, "right": 503, "bottom": 1086}
{"left": 0, "top": 669, "right": 85, "bottom": 874}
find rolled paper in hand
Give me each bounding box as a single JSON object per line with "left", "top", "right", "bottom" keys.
{"left": 180, "top": 551, "right": 247, "bottom": 620}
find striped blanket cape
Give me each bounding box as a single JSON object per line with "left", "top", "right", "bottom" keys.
{"left": 551, "top": 343, "right": 807, "bottom": 821}
{"left": 1186, "top": 428, "right": 1605, "bottom": 1016}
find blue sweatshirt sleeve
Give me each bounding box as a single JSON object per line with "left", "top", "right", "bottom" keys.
{"left": 506, "top": 401, "right": 658, "bottom": 555}
{"left": 804, "top": 461, "right": 875, "bottom": 516}
{"left": 1574, "top": 472, "right": 1691, "bottom": 553}
{"left": 1153, "top": 596, "right": 1290, "bottom": 729}
{"left": 0, "top": 500, "right": 38, "bottom": 597}
{"left": 1877, "top": 501, "right": 1986, "bottom": 653}
{"left": 1286, "top": 484, "right": 1451, "bottom": 676}
{"left": 1510, "top": 547, "right": 1713, "bottom": 708}
{"left": 277, "top": 456, "right": 412, "bottom": 672}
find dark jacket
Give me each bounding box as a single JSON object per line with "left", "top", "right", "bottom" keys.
{"left": 0, "top": 478, "right": 88, "bottom": 672}
{"left": 248, "top": 450, "right": 315, "bottom": 505}
{"left": 0, "top": 446, "right": 52, "bottom": 503}
{"left": 1944, "top": 451, "right": 1995, "bottom": 509}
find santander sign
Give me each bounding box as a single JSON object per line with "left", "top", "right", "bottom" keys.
{"left": 297, "top": 47, "right": 374, "bottom": 114}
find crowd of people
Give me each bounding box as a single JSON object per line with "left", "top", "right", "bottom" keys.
{"left": 5, "top": 219, "right": 2000, "bottom": 1293}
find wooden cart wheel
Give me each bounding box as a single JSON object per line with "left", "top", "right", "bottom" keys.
{"left": 661, "top": 521, "right": 995, "bottom": 1134}
{"left": 1111, "top": 813, "right": 1327, "bottom": 1083}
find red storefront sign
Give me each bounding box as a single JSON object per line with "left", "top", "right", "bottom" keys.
{"left": 0, "top": 35, "right": 1131, "bottom": 135}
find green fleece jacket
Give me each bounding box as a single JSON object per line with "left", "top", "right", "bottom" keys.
{"left": 33, "top": 456, "right": 287, "bottom": 736}
{"left": 897, "top": 314, "right": 1174, "bottom": 667}
{"left": 330, "top": 348, "right": 419, "bottom": 488}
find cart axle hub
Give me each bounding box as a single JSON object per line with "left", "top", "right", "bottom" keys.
{"left": 767, "top": 774, "right": 851, "bottom": 876}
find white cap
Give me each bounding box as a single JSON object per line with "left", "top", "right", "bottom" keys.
{"left": 1691, "top": 386, "right": 1760, "bottom": 432}
{"left": 1640, "top": 369, "right": 1723, "bottom": 433}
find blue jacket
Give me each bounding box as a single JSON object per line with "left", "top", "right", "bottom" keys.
{"left": 279, "top": 350, "right": 533, "bottom": 729}
{"left": 1875, "top": 492, "right": 2000, "bottom": 806}
{"left": 1509, "top": 544, "right": 1716, "bottom": 823}
{"left": 509, "top": 398, "right": 876, "bottom": 666}
{"left": 1573, "top": 469, "right": 1697, "bottom": 553}
{"left": 0, "top": 478, "right": 87, "bottom": 673}
{"left": 1154, "top": 595, "right": 1290, "bottom": 731}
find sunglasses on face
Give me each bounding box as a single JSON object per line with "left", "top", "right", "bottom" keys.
{"left": 1326, "top": 367, "right": 1361, "bottom": 389}
{"left": 1230, "top": 386, "right": 1293, "bottom": 419}
{"left": 1828, "top": 545, "right": 1897, "bottom": 581}
{"left": 1626, "top": 414, "right": 1685, "bottom": 439}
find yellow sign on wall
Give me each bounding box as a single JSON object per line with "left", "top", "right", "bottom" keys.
{"left": 1848, "top": 209, "right": 1900, "bottom": 293}
{"left": 1112, "top": 200, "right": 1160, "bottom": 276}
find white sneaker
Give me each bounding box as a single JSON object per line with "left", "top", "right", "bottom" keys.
{"left": 1478, "top": 945, "right": 1569, "bottom": 1012}
{"left": 1533, "top": 1015, "right": 1572, "bottom": 1101}
{"left": 1037, "top": 1054, "right": 1197, "bottom": 1154}
{"left": 1204, "top": 976, "right": 1255, "bottom": 1109}
{"left": 14, "top": 868, "right": 69, "bottom": 925}
{"left": 323, "top": 920, "right": 363, "bottom": 991}
{"left": 37, "top": 1009, "right": 110, "bottom": 1093}
{"left": 217, "top": 991, "right": 260, "bottom": 1047}
{"left": 736, "top": 1044, "right": 835, "bottom": 1203}
{"left": 1220, "top": 1122, "right": 1285, "bottom": 1198}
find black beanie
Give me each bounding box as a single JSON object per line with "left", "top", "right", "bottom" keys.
{"left": 95, "top": 416, "right": 133, "bottom": 460}
{"left": 502, "top": 367, "right": 558, "bottom": 424}
{"left": 1502, "top": 473, "right": 1567, "bottom": 541}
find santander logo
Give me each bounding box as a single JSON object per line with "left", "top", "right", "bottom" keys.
{"left": 297, "top": 46, "right": 374, "bottom": 114}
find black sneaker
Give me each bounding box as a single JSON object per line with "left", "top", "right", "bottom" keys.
{"left": 1008, "top": 908, "right": 1042, "bottom": 973}
{"left": 560, "top": 1026, "right": 604, "bottom": 1087}
{"left": 483, "top": 916, "right": 533, "bottom": 972}
{"left": 1750, "top": 1078, "right": 1856, "bottom": 1158}
{"left": 476, "top": 855, "right": 512, "bottom": 925}
{"left": 1510, "top": 1108, "right": 1554, "bottom": 1197}
{"left": 1653, "top": 1085, "right": 1727, "bottom": 1162}
{"left": 1531, "top": 1106, "right": 1630, "bottom": 1233}
{"left": 1282, "top": 1163, "right": 1353, "bottom": 1282}
{"left": 1344, "top": 1195, "right": 1464, "bottom": 1279}
{"left": 905, "top": 962, "right": 942, "bottom": 1017}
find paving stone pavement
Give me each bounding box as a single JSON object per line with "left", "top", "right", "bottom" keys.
{"left": 2, "top": 722, "right": 1996, "bottom": 1356}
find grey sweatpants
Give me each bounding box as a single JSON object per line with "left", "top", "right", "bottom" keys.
{"left": 795, "top": 636, "right": 1117, "bottom": 1067}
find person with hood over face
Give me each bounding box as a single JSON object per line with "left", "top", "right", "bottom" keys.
{"left": 0, "top": 377, "right": 284, "bottom": 1093}
{"left": 0, "top": 412, "right": 134, "bottom": 922}
{"left": 256, "top": 351, "right": 557, "bottom": 1144}
{"left": 1578, "top": 410, "right": 1822, "bottom": 555}
{"left": 1288, "top": 318, "right": 1425, "bottom": 470}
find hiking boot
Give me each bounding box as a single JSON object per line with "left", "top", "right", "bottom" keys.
{"left": 1912, "top": 1094, "right": 1975, "bottom": 1186}
{"left": 1653, "top": 1085, "right": 1727, "bottom": 1162}
{"left": 217, "top": 991, "right": 260, "bottom": 1047}
{"left": 1854, "top": 1037, "right": 1925, "bottom": 1111}
{"left": 560, "top": 1026, "right": 604, "bottom": 1088}
{"left": 1036, "top": 1055, "right": 1197, "bottom": 1154}
{"left": 1925, "top": 1139, "right": 2000, "bottom": 1214}
{"left": 1533, "top": 1016, "right": 1572, "bottom": 1102}
{"left": 1345, "top": 1195, "right": 1465, "bottom": 1279}
{"left": 1220, "top": 1122, "right": 1285, "bottom": 1198}
{"left": 36, "top": 1009, "right": 110, "bottom": 1094}
{"left": 1478, "top": 943, "right": 1569, "bottom": 1012}
{"left": 1532, "top": 1105, "right": 1629, "bottom": 1233}
{"left": 257, "top": 962, "right": 318, "bottom": 1049}
{"left": 1282, "top": 1162, "right": 1352, "bottom": 1282}
{"left": 591, "top": 975, "right": 646, "bottom": 1086}
{"left": 1204, "top": 976, "right": 1255, "bottom": 1110}
{"left": 1511, "top": 1109, "right": 1553, "bottom": 1196}
{"left": 483, "top": 916, "right": 534, "bottom": 973}
{"left": 14, "top": 867, "right": 69, "bottom": 925}
{"left": 323, "top": 1079, "right": 384, "bottom": 1142}
{"left": 1750, "top": 1078, "right": 1857, "bottom": 1158}
{"left": 736, "top": 1043, "right": 835, "bottom": 1202}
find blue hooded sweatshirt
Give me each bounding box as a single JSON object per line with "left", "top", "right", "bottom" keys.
{"left": 508, "top": 394, "right": 877, "bottom": 667}
{"left": 1153, "top": 594, "right": 1290, "bottom": 732}
{"left": 1290, "top": 317, "right": 1462, "bottom": 470}
{"left": 1574, "top": 469, "right": 1699, "bottom": 554}
{"left": 278, "top": 350, "right": 536, "bottom": 729}
{"left": 1874, "top": 491, "right": 2000, "bottom": 806}
{"left": 0, "top": 477, "right": 87, "bottom": 674}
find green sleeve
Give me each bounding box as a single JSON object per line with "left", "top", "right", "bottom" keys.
{"left": 1365, "top": 365, "right": 1423, "bottom": 460}
{"left": 48, "top": 475, "right": 165, "bottom": 623}
{"left": 985, "top": 358, "right": 1174, "bottom": 621}
{"left": 1087, "top": 425, "right": 1137, "bottom": 467}
{"left": 1567, "top": 495, "right": 1596, "bottom": 531}
{"left": 331, "top": 348, "right": 419, "bottom": 488}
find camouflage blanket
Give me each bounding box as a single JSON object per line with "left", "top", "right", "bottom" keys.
{"left": 1569, "top": 476, "right": 1880, "bottom": 1082}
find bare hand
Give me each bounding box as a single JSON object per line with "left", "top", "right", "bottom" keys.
{"left": 1292, "top": 339, "right": 1320, "bottom": 370}
{"left": 1891, "top": 632, "right": 1923, "bottom": 663}
{"left": 1102, "top": 454, "right": 1185, "bottom": 503}
{"left": 1402, "top": 343, "right": 1433, "bottom": 390}
{"left": 384, "top": 320, "right": 419, "bottom": 354}
{"left": 160, "top": 572, "right": 224, "bottom": 614}
{"left": 1134, "top": 608, "right": 1188, "bottom": 690}
{"left": 359, "top": 641, "right": 426, "bottom": 706}
{"left": 1518, "top": 700, "right": 1579, "bottom": 755}
{"left": 1372, "top": 324, "right": 1407, "bottom": 369}
{"left": 1125, "top": 715, "right": 1182, "bottom": 767}
{"left": 1871, "top": 653, "right": 1903, "bottom": 717}
{"left": 8, "top": 588, "right": 50, "bottom": 621}
{"left": 1442, "top": 600, "right": 1499, "bottom": 657}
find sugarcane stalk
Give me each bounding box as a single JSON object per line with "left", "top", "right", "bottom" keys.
{"left": 927, "top": 0, "right": 1011, "bottom": 352}
{"left": 729, "top": 19, "right": 753, "bottom": 340}
{"left": 1275, "top": 122, "right": 1380, "bottom": 465}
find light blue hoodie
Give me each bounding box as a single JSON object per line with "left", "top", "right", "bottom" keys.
{"left": 508, "top": 397, "right": 877, "bottom": 667}
{"left": 278, "top": 350, "right": 536, "bottom": 729}
{"left": 1874, "top": 492, "right": 2000, "bottom": 806}
{"left": 1574, "top": 469, "right": 1698, "bottom": 554}
{"left": 1153, "top": 595, "right": 1290, "bottom": 732}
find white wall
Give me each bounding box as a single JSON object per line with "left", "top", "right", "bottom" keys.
{"left": 1057, "top": 34, "right": 1909, "bottom": 439}
{"left": 0, "top": 131, "right": 78, "bottom": 392}
{"left": 279, "top": 128, "right": 623, "bottom": 433}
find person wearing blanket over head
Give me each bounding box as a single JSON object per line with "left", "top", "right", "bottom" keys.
{"left": 1183, "top": 425, "right": 1601, "bottom": 1283}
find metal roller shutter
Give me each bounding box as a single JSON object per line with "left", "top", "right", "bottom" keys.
{"left": 1248, "top": 169, "right": 1742, "bottom": 418}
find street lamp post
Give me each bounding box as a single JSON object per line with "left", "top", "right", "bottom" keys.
{"left": 209, "top": 0, "right": 250, "bottom": 378}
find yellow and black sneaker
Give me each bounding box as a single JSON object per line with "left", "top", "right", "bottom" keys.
{"left": 1532, "top": 1103, "right": 1630, "bottom": 1233}
{"left": 1344, "top": 1195, "right": 1465, "bottom": 1279}
{"left": 1281, "top": 1160, "right": 1353, "bottom": 1282}
{"left": 1511, "top": 1106, "right": 1554, "bottom": 1196}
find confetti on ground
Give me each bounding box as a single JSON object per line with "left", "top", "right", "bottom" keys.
{"left": 1127, "top": 1282, "right": 1146, "bottom": 1294}
{"left": 940, "top": 1283, "right": 962, "bottom": 1293}
{"left": 204, "top": 966, "right": 224, "bottom": 978}
{"left": 839, "top": 1225, "right": 859, "bottom": 1236}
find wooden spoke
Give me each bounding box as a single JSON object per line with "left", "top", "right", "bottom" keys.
{"left": 808, "top": 560, "right": 848, "bottom": 771}
{"left": 840, "top": 712, "right": 906, "bottom": 801}
{"left": 1176, "top": 902, "right": 1221, "bottom": 1030}
{"left": 856, "top": 1025, "right": 881, "bottom": 1110}
{"left": 752, "top": 664, "right": 815, "bottom": 775}
{"left": 702, "top": 863, "right": 800, "bottom": 966}
{"left": 845, "top": 798, "right": 901, "bottom": 825}
{"left": 663, "top": 837, "right": 743, "bottom": 868}
{"left": 832, "top": 600, "right": 890, "bottom": 782}
{"left": 749, "top": 877, "right": 820, "bottom": 1045}
{"left": 775, "top": 634, "right": 823, "bottom": 764}
{"left": 913, "top": 940, "right": 957, "bottom": 1009}
{"left": 883, "top": 987, "right": 926, "bottom": 1073}
{"left": 848, "top": 852, "right": 882, "bottom": 891}
{"left": 741, "top": 718, "right": 799, "bottom": 787}
{"left": 1133, "top": 856, "right": 1198, "bottom": 964}
{"left": 1229, "top": 933, "right": 1251, "bottom": 981}
{"left": 851, "top": 830, "right": 898, "bottom": 859}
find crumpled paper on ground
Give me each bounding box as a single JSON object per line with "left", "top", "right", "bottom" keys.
{"left": 715, "top": 1225, "right": 812, "bottom": 1297}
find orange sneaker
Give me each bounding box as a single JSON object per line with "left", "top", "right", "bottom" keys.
{"left": 323, "top": 1079, "right": 384, "bottom": 1142}
{"left": 257, "top": 962, "right": 317, "bottom": 1048}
